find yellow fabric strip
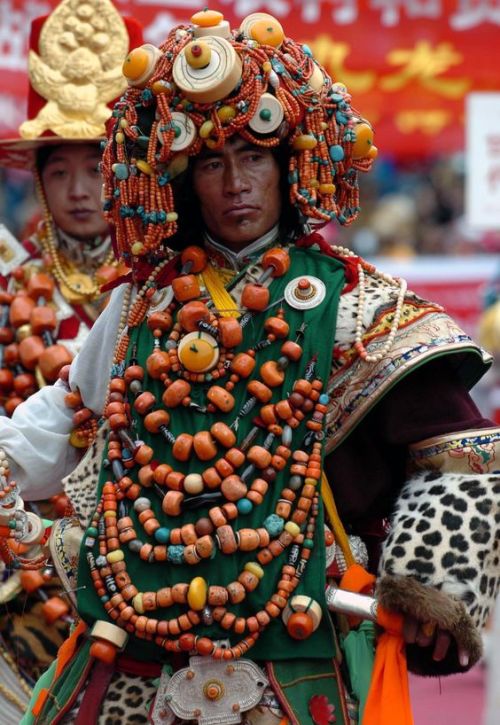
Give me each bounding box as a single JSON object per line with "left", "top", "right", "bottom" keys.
{"left": 200, "top": 263, "right": 239, "bottom": 318}
{"left": 321, "top": 471, "right": 355, "bottom": 568}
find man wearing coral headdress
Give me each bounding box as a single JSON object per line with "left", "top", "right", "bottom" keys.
{"left": 0, "top": 8, "right": 498, "bottom": 725}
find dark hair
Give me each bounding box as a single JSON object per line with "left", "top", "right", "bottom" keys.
{"left": 35, "top": 142, "right": 101, "bottom": 174}
{"left": 36, "top": 144, "right": 60, "bottom": 174}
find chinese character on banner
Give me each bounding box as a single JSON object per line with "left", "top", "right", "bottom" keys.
{"left": 303, "top": 35, "right": 376, "bottom": 93}
{"left": 394, "top": 109, "right": 451, "bottom": 135}
{"left": 380, "top": 41, "right": 470, "bottom": 98}
{"left": 370, "top": 0, "right": 441, "bottom": 26}
{"left": 330, "top": 0, "right": 359, "bottom": 24}
{"left": 219, "top": 0, "right": 291, "bottom": 17}
{"left": 451, "top": 0, "right": 500, "bottom": 29}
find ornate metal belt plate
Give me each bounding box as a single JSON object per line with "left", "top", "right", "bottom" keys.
{"left": 164, "top": 655, "right": 269, "bottom": 724}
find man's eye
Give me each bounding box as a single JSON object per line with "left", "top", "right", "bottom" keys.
{"left": 246, "top": 153, "right": 264, "bottom": 162}
{"left": 50, "top": 169, "right": 67, "bottom": 178}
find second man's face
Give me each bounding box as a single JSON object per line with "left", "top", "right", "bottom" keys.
{"left": 40, "top": 144, "right": 109, "bottom": 242}
{"left": 192, "top": 137, "right": 282, "bottom": 252}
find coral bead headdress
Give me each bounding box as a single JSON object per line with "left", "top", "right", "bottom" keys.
{"left": 0, "top": 0, "right": 143, "bottom": 170}
{"left": 101, "top": 8, "right": 377, "bottom": 266}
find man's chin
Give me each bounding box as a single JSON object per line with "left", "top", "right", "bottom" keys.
{"left": 216, "top": 222, "right": 272, "bottom": 250}
{"left": 59, "top": 223, "right": 108, "bottom": 242}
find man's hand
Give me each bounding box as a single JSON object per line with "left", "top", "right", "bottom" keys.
{"left": 403, "top": 615, "right": 470, "bottom": 667}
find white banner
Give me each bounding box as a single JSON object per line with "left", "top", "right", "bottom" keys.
{"left": 466, "top": 92, "right": 500, "bottom": 230}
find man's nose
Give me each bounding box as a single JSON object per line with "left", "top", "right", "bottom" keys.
{"left": 67, "top": 174, "right": 89, "bottom": 199}
{"left": 223, "top": 162, "right": 250, "bottom": 195}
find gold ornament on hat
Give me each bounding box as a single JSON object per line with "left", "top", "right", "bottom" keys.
{"left": 20, "top": 0, "right": 129, "bottom": 141}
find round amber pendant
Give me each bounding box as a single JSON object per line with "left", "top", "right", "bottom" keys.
{"left": 178, "top": 331, "right": 219, "bottom": 373}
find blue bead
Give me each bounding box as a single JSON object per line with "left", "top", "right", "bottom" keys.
{"left": 302, "top": 44, "right": 313, "bottom": 57}
{"left": 167, "top": 545, "right": 185, "bottom": 564}
{"left": 155, "top": 527, "right": 170, "bottom": 544}
{"left": 319, "top": 393, "right": 329, "bottom": 405}
{"left": 263, "top": 514, "right": 285, "bottom": 536}
{"left": 329, "top": 145, "right": 344, "bottom": 162}
{"left": 237, "top": 498, "right": 253, "bottom": 515}
{"left": 336, "top": 111, "right": 349, "bottom": 125}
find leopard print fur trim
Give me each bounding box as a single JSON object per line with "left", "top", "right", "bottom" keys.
{"left": 378, "top": 470, "right": 500, "bottom": 674}
{"left": 62, "top": 423, "right": 108, "bottom": 529}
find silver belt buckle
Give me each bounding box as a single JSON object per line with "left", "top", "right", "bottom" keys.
{"left": 165, "top": 654, "right": 269, "bottom": 724}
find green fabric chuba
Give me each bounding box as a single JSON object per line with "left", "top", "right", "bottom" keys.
{"left": 77, "top": 246, "right": 346, "bottom": 665}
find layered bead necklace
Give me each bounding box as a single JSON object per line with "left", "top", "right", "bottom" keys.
{"left": 34, "top": 172, "right": 117, "bottom": 305}
{"left": 84, "top": 244, "right": 333, "bottom": 661}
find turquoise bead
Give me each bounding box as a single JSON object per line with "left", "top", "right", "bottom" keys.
{"left": 155, "top": 527, "right": 170, "bottom": 544}
{"left": 237, "top": 498, "right": 253, "bottom": 515}
{"left": 113, "top": 163, "right": 129, "bottom": 180}
{"left": 263, "top": 514, "right": 284, "bottom": 536}
{"left": 168, "top": 545, "right": 185, "bottom": 564}
{"left": 86, "top": 526, "right": 98, "bottom": 538}
{"left": 259, "top": 108, "right": 272, "bottom": 121}
{"left": 319, "top": 394, "right": 329, "bottom": 405}
{"left": 329, "top": 145, "right": 344, "bottom": 162}
{"left": 304, "top": 539, "right": 314, "bottom": 549}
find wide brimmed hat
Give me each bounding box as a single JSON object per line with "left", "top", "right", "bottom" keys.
{"left": 101, "top": 9, "right": 377, "bottom": 266}
{"left": 0, "top": 0, "right": 143, "bottom": 170}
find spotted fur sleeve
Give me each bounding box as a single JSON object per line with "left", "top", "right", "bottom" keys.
{"left": 377, "top": 428, "right": 500, "bottom": 676}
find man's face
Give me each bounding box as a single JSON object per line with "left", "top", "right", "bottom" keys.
{"left": 40, "top": 144, "right": 109, "bottom": 241}
{"left": 192, "top": 136, "right": 282, "bottom": 251}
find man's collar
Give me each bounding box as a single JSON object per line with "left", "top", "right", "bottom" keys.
{"left": 204, "top": 224, "right": 280, "bottom": 271}
{"left": 56, "top": 227, "right": 111, "bottom": 265}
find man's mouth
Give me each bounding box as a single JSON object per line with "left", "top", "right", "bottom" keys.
{"left": 223, "top": 205, "right": 258, "bottom": 217}
{"left": 69, "top": 209, "right": 95, "bottom": 221}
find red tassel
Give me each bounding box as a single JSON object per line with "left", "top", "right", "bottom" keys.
{"left": 296, "top": 233, "right": 360, "bottom": 293}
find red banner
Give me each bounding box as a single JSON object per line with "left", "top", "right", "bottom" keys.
{"left": 1, "top": 0, "right": 500, "bottom": 159}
